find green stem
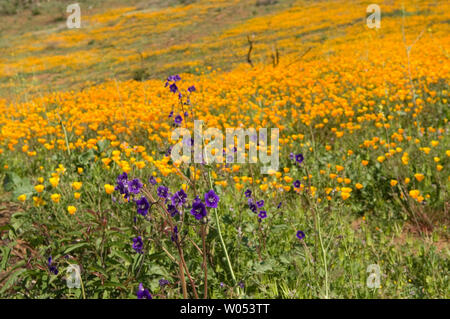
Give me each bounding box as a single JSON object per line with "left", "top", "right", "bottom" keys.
{"left": 60, "top": 119, "right": 71, "bottom": 156}
{"left": 207, "top": 170, "right": 241, "bottom": 295}
{"left": 316, "top": 212, "right": 329, "bottom": 299}
{"left": 214, "top": 207, "right": 236, "bottom": 284}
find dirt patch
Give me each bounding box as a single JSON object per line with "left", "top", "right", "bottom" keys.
{"left": 392, "top": 222, "right": 449, "bottom": 254}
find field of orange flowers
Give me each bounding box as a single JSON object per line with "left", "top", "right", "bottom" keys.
{"left": 0, "top": 0, "right": 448, "bottom": 299}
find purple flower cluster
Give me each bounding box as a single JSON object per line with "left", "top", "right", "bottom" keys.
{"left": 48, "top": 256, "right": 58, "bottom": 275}
{"left": 245, "top": 190, "right": 267, "bottom": 219}
{"left": 137, "top": 283, "right": 152, "bottom": 299}
{"left": 114, "top": 173, "right": 151, "bottom": 216}
{"left": 132, "top": 236, "right": 144, "bottom": 254}
{"left": 115, "top": 173, "right": 143, "bottom": 199}
{"left": 165, "top": 74, "right": 181, "bottom": 94}
{"left": 190, "top": 189, "right": 220, "bottom": 220}
{"left": 165, "top": 75, "right": 196, "bottom": 116}
{"left": 166, "top": 188, "right": 187, "bottom": 217}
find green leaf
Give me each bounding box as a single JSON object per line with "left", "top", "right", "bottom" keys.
{"left": 0, "top": 268, "right": 27, "bottom": 294}
{"left": 253, "top": 261, "right": 273, "bottom": 274}
{"left": 112, "top": 250, "right": 133, "bottom": 265}
{"left": 88, "top": 265, "right": 109, "bottom": 277}
{"left": 0, "top": 246, "right": 11, "bottom": 270}
{"left": 97, "top": 139, "right": 109, "bottom": 153}
{"left": 0, "top": 224, "right": 16, "bottom": 236}
{"left": 63, "top": 242, "right": 90, "bottom": 254}
{"left": 3, "top": 172, "right": 22, "bottom": 192}
{"left": 102, "top": 281, "right": 127, "bottom": 289}
{"left": 132, "top": 253, "right": 143, "bottom": 274}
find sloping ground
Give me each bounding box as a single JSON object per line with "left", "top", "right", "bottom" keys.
{"left": 1, "top": 0, "right": 448, "bottom": 101}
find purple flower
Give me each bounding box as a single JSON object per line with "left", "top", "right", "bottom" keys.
{"left": 167, "top": 204, "right": 179, "bottom": 217}
{"left": 249, "top": 202, "right": 257, "bottom": 213}
{"left": 256, "top": 200, "right": 264, "bottom": 208}
{"left": 295, "top": 154, "right": 304, "bottom": 164}
{"left": 169, "top": 83, "right": 178, "bottom": 93}
{"left": 190, "top": 197, "right": 207, "bottom": 220}
{"left": 168, "top": 111, "right": 173, "bottom": 118}
{"left": 47, "top": 256, "right": 58, "bottom": 275}
{"left": 293, "top": 180, "right": 301, "bottom": 188}
{"left": 244, "top": 189, "right": 252, "bottom": 198}
{"left": 136, "top": 196, "right": 150, "bottom": 216}
{"left": 128, "top": 178, "right": 143, "bottom": 194}
{"left": 277, "top": 201, "right": 282, "bottom": 209}
{"left": 157, "top": 186, "right": 169, "bottom": 198}
{"left": 204, "top": 189, "right": 220, "bottom": 208}
{"left": 132, "top": 236, "right": 144, "bottom": 253}
{"left": 166, "top": 74, "right": 181, "bottom": 82}
{"left": 149, "top": 176, "right": 157, "bottom": 185}
{"left": 188, "top": 85, "right": 196, "bottom": 93}
{"left": 171, "top": 226, "right": 179, "bottom": 242}
{"left": 296, "top": 230, "right": 305, "bottom": 240}
{"left": 159, "top": 279, "right": 170, "bottom": 287}
{"left": 174, "top": 115, "right": 183, "bottom": 125}
{"left": 165, "top": 146, "right": 172, "bottom": 157}
{"left": 115, "top": 172, "right": 130, "bottom": 197}
{"left": 117, "top": 172, "right": 128, "bottom": 184}
{"left": 171, "top": 189, "right": 187, "bottom": 207}
{"left": 115, "top": 182, "right": 128, "bottom": 196}
{"left": 165, "top": 75, "right": 181, "bottom": 93}
{"left": 258, "top": 210, "right": 267, "bottom": 219}
{"left": 137, "top": 283, "right": 152, "bottom": 299}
